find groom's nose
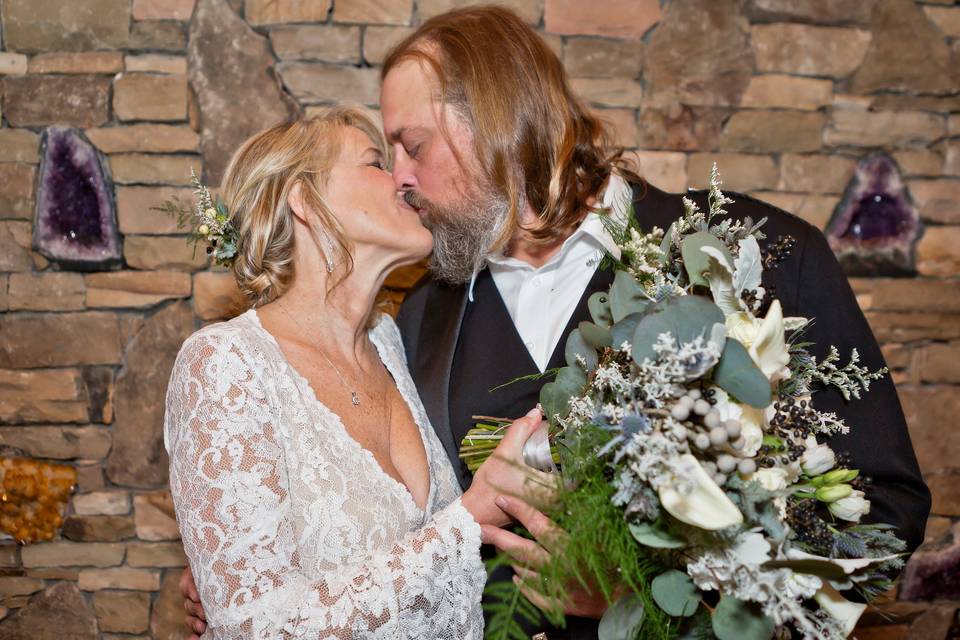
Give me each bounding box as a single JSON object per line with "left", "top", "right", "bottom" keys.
{"left": 392, "top": 152, "right": 417, "bottom": 191}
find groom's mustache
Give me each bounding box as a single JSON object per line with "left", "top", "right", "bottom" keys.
{"left": 403, "top": 190, "right": 441, "bottom": 228}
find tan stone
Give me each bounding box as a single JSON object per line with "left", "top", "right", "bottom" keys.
{"left": 864, "top": 311, "right": 960, "bottom": 343}
{"left": 902, "top": 386, "right": 960, "bottom": 473}
{"left": 924, "top": 516, "right": 952, "bottom": 544}
{"left": 362, "top": 25, "right": 414, "bottom": 65}
{"left": 93, "top": 591, "right": 150, "bottom": 634}
{"left": 333, "top": 0, "right": 411, "bottom": 24}
{"left": 865, "top": 278, "right": 960, "bottom": 313}
{"left": 631, "top": 151, "right": 688, "bottom": 193}
{"left": 0, "top": 221, "right": 33, "bottom": 271}
{"left": 125, "top": 54, "right": 187, "bottom": 74}
{"left": 124, "top": 235, "right": 210, "bottom": 271}
{"left": 594, "top": 108, "right": 638, "bottom": 149}
{"left": 24, "top": 567, "right": 78, "bottom": 579}
{"left": 0, "top": 367, "right": 88, "bottom": 423}
{"left": 893, "top": 150, "right": 944, "bottom": 177}
{"left": 0, "top": 311, "right": 123, "bottom": 368}
{"left": 545, "top": 0, "right": 660, "bottom": 38}
{"left": 951, "top": 115, "right": 960, "bottom": 137}
{"left": 270, "top": 25, "right": 360, "bottom": 63}
{"left": 0, "top": 53, "right": 28, "bottom": 75}
{"left": 118, "top": 186, "right": 193, "bottom": 234}
{"left": 688, "top": 153, "right": 778, "bottom": 192}
{"left": 126, "top": 542, "right": 187, "bottom": 567}
{"left": 570, "top": 77, "right": 643, "bottom": 108}
{"left": 749, "top": 191, "right": 838, "bottom": 229}
{"left": 418, "top": 0, "right": 541, "bottom": 25}
{"left": 76, "top": 465, "right": 105, "bottom": 493}
{"left": 7, "top": 272, "right": 85, "bottom": 311}
{"left": 916, "top": 342, "right": 960, "bottom": 384}
{"left": 278, "top": 62, "right": 380, "bottom": 105}
{"left": 150, "top": 571, "right": 191, "bottom": 640}
{"left": 944, "top": 141, "right": 960, "bottom": 178}
{"left": 924, "top": 6, "right": 960, "bottom": 38}
{"left": 0, "top": 578, "right": 44, "bottom": 598}
{"left": 720, "top": 111, "right": 824, "bottom": 153}
{"left": 916, "top": 226, "right": 960, "bottom": 277}
{"left": 87, "top": 124, "right": 198, "bottom": 154}
{"left": 20, "top": 542, "right": 124, "bottom": 568}
{"left": 244, "top": 0, "right": 331, "bottom": 25}
{"left": 62, "top": 515, "right": 136, "bottom": 542}
{"left": 130, "top": 20, "right": 187, "bottom": 51}
{"left": 740, "top": 74, "right": 832, "bottom": 111}
{"left": 753, "top": 24, "right": 871, "bottom": 78}
{"left": 745, "top": 0, "right": 876, "bottom": 25}
{"left": 0, "top": 130, "right": 39, "bottom": 163}
{"left": 194, "top": 271, "right": 246, "bottom": 320}
{"left": 113, "top": 73, "right": 188, "bottom": 122}
{"left": 132, "top": 0, "right": 196, "bottom": 20}
{"left": 2, "top": 75, "right": 111, "bottom": 128}
{"left": 563, "top": 37, "right": 643, "bottom": 79}
{"left": 0, "top": 163, "right": 36, "bottom": 219}
{"left": 109, "top": 154, "right": 199, "bottom": 185}
{"left": 134, "top": 492, "right": 180, "bottom": 541}
{"left": 79, "top": 567, "right": 160, "bottom": 591}
{"left": 85, "top": 271, "right": 192, "bottom": 309}
{"left": 824, "top": 110, "right": 945, "bottom": 149}
{"left": 27, "top": 52, "right": 123, "bottom": 74}
{"left": 908, "top": 179, "right": 960, "bottom": 224}
{"left": 0, "top": 426, "right": 111, "bottom": 460}
{"left": 73, "top": 491, "right": 131, "bottom": 516}
{"left": 1, "top": 0, "right": 131, "bottom": 51}
{"left": 778, "top": 154, "right": 857, "bottom": 194}
{"left": 0, "top": 275, "right": 8, "bottom": 312}
{"left": 0, "top": 546, "right": 17, "bottom": 568}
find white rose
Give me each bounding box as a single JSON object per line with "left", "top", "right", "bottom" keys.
{"left": 658, "top": 454, "right": 744, "bottom": 530}
{"left": 801, "top": 436, "right": 837, "bottom": 476}
{"left": 725, "top": 300, "right": 791, "bottom": 384}
{"left": 749, "top": 467, "right": 790, "bottom": 492}
{"left": 828, "top": 489, "right": 870, "bottom": 523}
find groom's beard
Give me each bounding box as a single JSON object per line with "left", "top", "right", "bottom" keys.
{"left": 404, "top": 184, "right": 510, "bottom": 285}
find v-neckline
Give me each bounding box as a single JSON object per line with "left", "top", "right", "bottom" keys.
{"left": 247, "top": 308, "right": 434, "bottom": 517}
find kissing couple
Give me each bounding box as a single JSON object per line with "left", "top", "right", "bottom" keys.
{"left": 166, "top": 6, "right": 929, "bottom": 639}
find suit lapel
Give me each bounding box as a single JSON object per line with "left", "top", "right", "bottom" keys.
{"left": 413, "top": 281, "right": 470, "bottom": 470}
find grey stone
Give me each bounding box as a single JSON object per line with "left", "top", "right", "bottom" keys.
{"left": 746, "top": 0, "right": 877, "bottom": 25}
{"left": 0, "top": 582, "right": 96, "bottom": 640}
{"left": 1, "top": 0, "right": 130, "bottom": 52}
{"left": 150, "top": 570, "right": 192, "bottom": 640}
{"left": 188, "top": 0, "right": 299, "bottom": 184}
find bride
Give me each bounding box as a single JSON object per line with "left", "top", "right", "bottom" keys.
{"left": 164, "top": 106, "right": 543, "bottom": 638}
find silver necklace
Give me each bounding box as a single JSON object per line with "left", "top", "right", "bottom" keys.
{"left": 278, "top": 302, "right": 362, "bottom": 407}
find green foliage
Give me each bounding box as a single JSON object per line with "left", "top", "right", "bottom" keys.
{"left": 712, "top": 339, "right": 773, "bottom": 409}
{"left": 629, "top": 521, "right": 685, "bottom": 549}
{"left": 589, "top": 291, "right": 614, "bottom": 327}
{"left": 599, "top": 593, "right": 646, "bottom": 640}
{"left": 610, "top": 270, "right": 650, "bottom": 323}
{"left": 651, "top": 570, "right": 700, "bottom": 617}
{"left": 681, "top": 231, "right": 732, "bottom": 288}
{"left": 711, "top": 597, "right": 774, "bottom": 640}
{"left": 565, "top": 329, "right": 599, "bottom": 371}
{"left": 630, "top": 296, "right": 724, "bottom": 364}
{"left": 539, "top": 365, "right": 587, "bottom": 424}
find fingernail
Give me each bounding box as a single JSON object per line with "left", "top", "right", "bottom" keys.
{"left": 512, "top": 575, "right": 521, "bottom": 585}
{"left": 526, "top": 407, "right": 541, "bottom": 418}
{"left": 495, "top": 496, "right": 508, "bottom": 509}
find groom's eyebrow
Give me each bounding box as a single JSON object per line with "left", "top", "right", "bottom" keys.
{"left": 387, "top": 126, "right": 425, "bottom": 143}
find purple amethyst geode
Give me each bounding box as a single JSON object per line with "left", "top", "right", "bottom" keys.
{"left": 32, "top": 127, "right": 122, "bottom": 270}
{"left": 826, "top": 153, "right": 921, "bottom": 277}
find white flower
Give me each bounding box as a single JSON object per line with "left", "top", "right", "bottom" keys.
{"left": 725, "top": 300, "right": 792, "bottom": 384}
{"left": 658, "top": 454, "right": 743, "bottom": 530}
{"left": 828, "top": 489, "right": 870, "bottom": 522}
{"left": 749, "top": 467, "right": 789, "bottom": 492}
{"left": 800, "top": 436, "right": 836, "bottom": 476}
{"left": 814, "top": 584, "right": 867, "bottom": 637}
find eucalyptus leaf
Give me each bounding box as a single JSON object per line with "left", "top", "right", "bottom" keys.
{"left": 628, "top": 522, "right": 685, "bottom": 549}
{"left": 565, "top": 328, "right": 599, "bottom": 371}
{"left": 539, "top": 365, "right": 587, "bottom": 422}
{"left": 609, "top": 270, "right": 649, "bottom": 323}
{"left": 681, "top": 231, "right": 733, "bottom": 288}
{"left": 630, "top": 295, "right": 725, "bottom": 364}
{"left": 611, "top": 312, "right": 643, "bottom": 350}
{"left": 588, "top": 291, "right": 614, "bottom": 327}
{"left": 579, "top": 321, "right": 613, "bottom": 350}
{"left": 711, "top": 596, "right": 775, "bottom": 640}
{"left": 599, "top": 592, "right": 645, "bottom": 640}
{"left": 651, "top": 570, "right": 700, "bottom": 617}
{"left": 713, "top": 339, "right": 772, "bottom": 408}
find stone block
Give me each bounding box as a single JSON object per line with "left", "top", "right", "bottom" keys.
{"left": 85, "top": 271, "right": 191, "bottom": 309}
{"left": 916, "top": 226, "right": 960, "bottom": 277}
{"left": 117, "top": 186, "right": 193, "bottom": 234}
{"left": 79, "top": 567, "right": 160, "bottom": 591}
{"left": 76, "top": 465, "right": 105, "bottom": 493}
{"left": 688, "top": 153, "right": 778, "bottom": 192}
{"left": 908, "top": 180, "right": 960, "bottom": 224}
{"left": 750, "top": 191, "right": 838, "bottom": 228}
{"left": 109, "top": 154, "right": 199, "bottom": 185}
{"left": 125, "top": 54, "right": 188, "bottom": 74}
{"left": 0, "top": 427, "right": 111, "bottom": 460}
{"left": 0, "top": 312, "right": 122, "bottom": 368}
{"left": 27, "top": 52, "right": 123, "bottom": 74}
{"left": 278, "top": 62, "right": 380, "bottom": 105}
{"left": 570, "top": 77, "right": 643, "bottom": 108}
{"left": 745, "top": 0, "right": 876, "bottom": 25}
{"left": 113, "top": 73, "right": 188, "bottom": 122}
{"left": 637, "top": 104, "right": 726, "bottom": 152}
{"left": 825, "top": 110, "right": 946, "bottom": 149}
{"left": 563, "top": 37, "right": 644, "bottom": 79}
{"left": 20, "top": 541, "right": 124, "bottom": 568}
{"left": 124, "top": 235, "right": 210, "bottom": 271}
{"left": 0, "top": 130, "right": 38, "bottom": 163}
{"left": 0, "top": 53, "right": 28, "bottom": 75}
{"left": 150, "top": 570, "right": 191, "bottom": 640}
{"left": 906, "top": 604, "right": 958, "bottom": 640}
{"left": 333, "top": 0, "right": 411, "bottom": 25}
{"left": 87, "top": 125, "right": 199, "bottom": 154}
{"left": 0, "top": 221, "right": 33, "bottom": 272}
{"left": 7, "top": 272, "right": 85, "bottom": 311}
{"left": 62, "top": 515, "right": 136, "bottom": 542}
{"left": 362, "top": 25, "right": 414, "bottom": 65}
{"left": 632, "top": 151, "right": 688, "bottom": 193}
{"left": 0, "top": 582, "right": 96, "bottom": 640}
{"left": 193, "top": 271, "right": 246, "bottom": 320}
{"left": 94, "top": 591, "right": 150, "bottom": 634}
{"left": 545, "top": 0, "right": 660, "bottom": 38}
{"left": 418, "top": 0, "right": 540, "bottom": 25}
{"left": 0, "top": 367, "right": 89, "bottom": 424}
{"left": 720, "top": 111, "right": 824, "bottom": 153}
{"left": 864, "top": 311, "right": 960, "bottom": 343}
{"left": 915, "top": 341, "right": 960, "bottom": 384}
{"left": 0, "top": 578, "right": 44, "bottom": 597}
{"left": 892, "top": 150, "right": 944, "bottom": 178}
{"left": 133, "top": 492, "right": 180, "bottom": 540}
{"left": 927, "top": 471, "right": 960, "bottom": 517}
{"left": 0, "top": 164, "right": 36, "bottom": 220}
{"left": 778, "top": 154, "right": 857, "bottom": 194}
{"left": 269, "top": 24, "right": 360, "bottom": 63}
{"left": 244, "top": 0, "right": 331, "bottom": 25}
{"left": 2, "top": 75, "right": 111, "bottom": 127}
{"left": 752, "top": 24, "right": 871, "bottom": 78}
{"left": 130, "top": 20, "right": 186, "bottom": 51}
{"left": 73, "top": 491, "right": 131, "bottom": 516}
{"left": 127, "top": 542, "right": 188, "bottom": 567}
{"left": 594, "top": 108, "right": 638, "bottom": 149}
{"left": 740, "top": 74, "right": 832, "bottom": 111}
{"left": 132, "top": 0, "right": 196, "bottom": 20}
{"left": 900, "top": 386, "right": 960, "bottom": 474}
{"left": 1, "top": 0, "right": 130, "bottom": 52}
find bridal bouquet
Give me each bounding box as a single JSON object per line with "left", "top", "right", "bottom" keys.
{"left": 460, "top": 166, "right": 904, "bottom": 640}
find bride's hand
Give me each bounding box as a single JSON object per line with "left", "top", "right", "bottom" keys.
{"left": 460, "top": 407, "right": 555, "bottom": 528}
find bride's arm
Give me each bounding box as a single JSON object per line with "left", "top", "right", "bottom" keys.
{"left": 164, "top": 331, "right": 485, "bottom": 639}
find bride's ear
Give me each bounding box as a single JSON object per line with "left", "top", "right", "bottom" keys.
{"left": 287, "top": 181, "right": 309, "bottom": 224}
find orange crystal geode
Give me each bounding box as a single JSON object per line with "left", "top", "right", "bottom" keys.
{"left": 0, "top": 457, "right": 76, "bottom": 544}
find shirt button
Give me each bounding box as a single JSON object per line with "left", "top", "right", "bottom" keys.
{"left": 531, "top": 276, "right": 542, "bottom": 287}
{"left": 525, "top": 341, "right": 534, "bottom": 349}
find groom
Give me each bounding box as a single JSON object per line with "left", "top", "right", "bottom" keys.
{"left": 182, "top": 5, "right": 929, "bottom": 637}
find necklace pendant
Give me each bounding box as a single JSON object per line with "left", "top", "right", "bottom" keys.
{"left": 351, "top": 392, "right": 360, "bottom": 406}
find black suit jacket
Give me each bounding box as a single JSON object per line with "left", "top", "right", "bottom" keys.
{"left": 396, "top": 181, "right": 930, "bottom": 555}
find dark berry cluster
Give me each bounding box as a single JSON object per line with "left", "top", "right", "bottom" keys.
{"left": 762, "top": 235, "right": 797, "bottom": 269}
{"left": 787, "top": 499, "right": 834, "bottom": 551}
{"left": 758, "top": 396, "right": 816, "bottom": 468}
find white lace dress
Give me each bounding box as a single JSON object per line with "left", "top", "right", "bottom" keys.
{"left": 164, "top": 309, "right": 486, "bottom": 639}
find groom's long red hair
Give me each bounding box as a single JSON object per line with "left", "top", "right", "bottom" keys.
{"left": 382, "top": 5, "right": 641, "bottom": 249}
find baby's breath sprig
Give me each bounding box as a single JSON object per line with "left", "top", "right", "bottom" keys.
{"left": 151, "top": 168, "right": 239, "bottom": 267}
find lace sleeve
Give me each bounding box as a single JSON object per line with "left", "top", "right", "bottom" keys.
{"left": 164, "top": 330, "right": 485, "bottom": 639}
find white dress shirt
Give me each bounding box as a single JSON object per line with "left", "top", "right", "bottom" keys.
{"left": 468, "top": 174, "right": 632, "bottom": 372}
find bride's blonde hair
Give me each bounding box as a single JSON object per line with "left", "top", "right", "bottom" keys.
{"left": 221, "top": 106, "right": 388, "bottom": 308}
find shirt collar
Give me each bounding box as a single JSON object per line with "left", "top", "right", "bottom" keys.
{"left": 467, "top": 174, "right": 632, "bottom": 301}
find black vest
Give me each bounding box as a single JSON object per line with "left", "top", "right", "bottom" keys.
{"left": 448, "top": 265, "right": 615, "bottom": 640}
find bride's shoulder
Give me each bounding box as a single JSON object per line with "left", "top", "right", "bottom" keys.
{"left": 174, "top": 309, "right": 265, "bottom": 370}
